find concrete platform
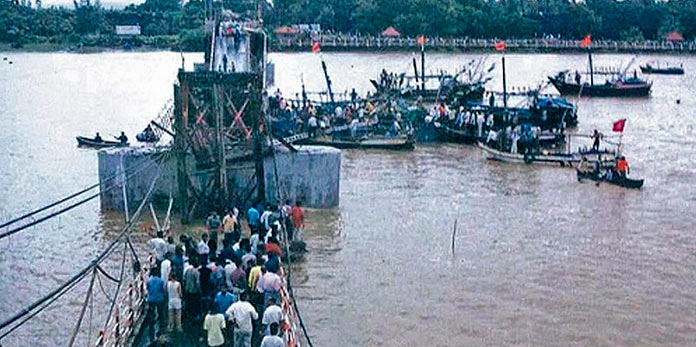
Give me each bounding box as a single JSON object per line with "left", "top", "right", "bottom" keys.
{"left": 97, "top": 145, "right": 341, "bottom": 211}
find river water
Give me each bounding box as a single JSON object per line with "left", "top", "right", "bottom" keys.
{"left": 1, "top": 51, "right": 695, "bottom": 346}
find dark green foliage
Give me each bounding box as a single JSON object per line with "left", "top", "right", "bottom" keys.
{"left": 2, "top": 0, "right": 696, "bottom": 50}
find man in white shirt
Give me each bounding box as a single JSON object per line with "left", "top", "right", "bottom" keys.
{"left": 262, "top": 298, "right": 283, "bottom": 336}
{"left": 204, "top": 306, "right": 226, "bottom": 347}
{"left": 146, "top": 230, "right": 168, "bottom": 262}
{"left": 225, "top": 292, "right": 258, "bottom": 347}
{"left": 260, "top": 322, "right": 285, "bottom": 347}
{"left": 198, "top": 233, "right": 210, "bottom": 262}
{"left": 160, "top": 254, "right": 171, "bottom": 283}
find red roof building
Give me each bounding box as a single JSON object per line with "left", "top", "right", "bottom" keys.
{"left": 381, "top": 26, "right": 401, "bottom": 38}
{"left": 665, "top": 31, "right": 684, "bottom": 42}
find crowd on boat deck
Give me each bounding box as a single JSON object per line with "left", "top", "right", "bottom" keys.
{"left": 427, "top": 101, "right": 547, "bottom": 153}
{"left": 145, "top": 199, "right": 306, "bottom": 347}
{"left": 268, "top": 89, "right": 411, "bottom": 138}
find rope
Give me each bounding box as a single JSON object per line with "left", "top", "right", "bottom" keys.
{"left": 0, "top": 161, "right": 164, "bottom": 335}
{"left": 95, "top": 270, "right": 115, "bottom": 303}
{"left": 68, "top": 269, "right": 97, "bottom": 347}
{"left": 0, "top": 266, "right": 90, "bottom": 340}
{"left": 0, "top": 151, "right": 167, "bottom": 241}
{"left": 96, "top": 265, "right": 121, "bottom": 284}
{"left": 0, "top": 183, "right": 99, "bottom": 229}
{"left": 102, "top": 240, "right": 128, "bottom": 333}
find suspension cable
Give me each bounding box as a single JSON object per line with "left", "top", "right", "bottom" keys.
{"left": 0, "top": 163, "right": 163, "bottom": 335}
{"left": 0, "top": 150, "right": 169, "bottom": 241}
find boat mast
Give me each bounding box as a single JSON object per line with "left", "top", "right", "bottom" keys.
{"left": 588, "top": 48, "right": 594, "bottom": 86}
{"left": 421, "top": 43, "right": 426, "bottom": 95}
{"left": 321, "top": 59, "right": 335, "bottom": 104}
{"left": 412, "top": 55, "right": 419, "bottom": 86}
{"left": 502, "top": 54, "right": 508, "bottom": 108}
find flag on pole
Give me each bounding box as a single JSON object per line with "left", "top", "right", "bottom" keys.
{"left": 312, "top": 42, "right": 320, "bottom": 53}
{"left": 612, "top": 118, "right": 627, "bottom": 132}
{"left": 495, "top": 41, "right": 506, "bottom": 52}
{"left": 417, "top": 35, "right": 426, "bottom": 47}
{"left": 580, "top": 35, "right": 591, "bottom": 48}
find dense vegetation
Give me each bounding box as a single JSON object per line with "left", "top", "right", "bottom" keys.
{"left": 1, "top": 0, "right": 695, "bottom": 50}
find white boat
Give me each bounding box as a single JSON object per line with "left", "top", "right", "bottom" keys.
{"left": 476, "top": 142, "right": 615, "bottom": 167}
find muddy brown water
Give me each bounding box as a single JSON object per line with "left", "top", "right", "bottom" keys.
{"left": 1, "top": 51, "right": 695, "bottom": 346}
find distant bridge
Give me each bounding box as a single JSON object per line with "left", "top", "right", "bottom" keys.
{"left": 274, "top": 35, "right": 696, "bottom": 54}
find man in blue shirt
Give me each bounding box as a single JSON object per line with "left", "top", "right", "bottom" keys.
{"left": 247, "top": 206, "right": 260, "bottom": 234}
{"left": 145, "top": 268, "right": 166, "bottom": 343}
{"left": 214, "top": 287, "right": 238, "bottom": 316}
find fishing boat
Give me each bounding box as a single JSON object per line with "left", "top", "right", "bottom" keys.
{"left": 549, "top": 38, "right": 652, "bottom": 97}
{"left": 76, "top": 136, "right": 128, "bottom": 148}
{"left": 640, "top": 63, "right": 684, "bottom": 75}
{"left": 477, "top": 141, "right": 614, "bottom": 167}
{"left": 298, "top": 135, "right": 415, "bottom": 150}
{"left": 576, "top": 170, "right": 644, "bottom": 189}
{"left": 432, "top": 122, "right": 478, "bottom": 144}
{"left": 548, "top": 71, "right": 652, "bottom": 97}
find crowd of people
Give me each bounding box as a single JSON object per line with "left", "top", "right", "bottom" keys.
{"left": 268, "top": 89, "right": 411, "bottom": 139}
{"left": 145, "top": 199, "right": 306, "bottom": 347}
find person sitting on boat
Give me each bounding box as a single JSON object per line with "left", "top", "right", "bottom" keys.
{"left": 486, "top": 129, "right": 498, "bottom": 147}
{"left": 591, "top": 129, "right": 602, "bottom": 152}
{"left": 616, "top": 156, "right": 630, "bottom": 178}
{"left": 94, "top": 132, "right": 103, "bottom": 142}
{"left": 578, "top": 156, "right": 591, "bottom": 174}
{"left": 117, "top": 131, "right": 128, "bottom": 144}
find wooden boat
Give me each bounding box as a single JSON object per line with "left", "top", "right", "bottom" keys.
{"left": 477, "top": 142, "right": 614, "bottom": 167}
{"left": 548, "top": 74, "right": 652, "bottom": 97}
{"left": 298, "top": 135, "right": 415, "bottom": 150}
{"left": 432, "top": 122, "right": 478, "bottom": 144}
{"left": 640, "top": 64, "right": 684, "bottom": 75}
{"left": 576, "top": 170, "right": 644, "bottom": 189}
{"left": 76, "top": 136, "right": 128, "bottom": 148}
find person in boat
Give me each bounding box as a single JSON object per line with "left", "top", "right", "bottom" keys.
{"left": 591, "top": 129, "right": 602, "bottom": 152}
{"left": 575, "top": 71, "right": 581, "bottom": 85}
{"left": 94, "top": 132, "right": 103, "bottom": 142}
{"left": 117, "top": 131, "right": 128, "bottom": 144}
{"left": 578, "top": 156, "right": 591, "bottom": 174}
{"left": 510, "top": 127, "right": 520, "bottom": 154}
{"left": 616, "top": 156, "right": 630, "bottom": 178}
{"left": 485, "top": 129, "right": 498, "bottom": 147}
{"left": 489, "top": 92, "right": 495, "bottom": 107}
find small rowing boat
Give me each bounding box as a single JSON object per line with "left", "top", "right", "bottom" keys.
{"left": 576, "top": 170, "right": 644, "bottom": 189}
{"left": 299, "top": 135, "right": 415, "bottom": 150}
{"left": 477, "top": 142, "right": 614, "bottom": 167}
{"left": 76, "top": 136, "right": 128, "bottom": 148}
{"left": 639, "top": 64, "right": 684, "bottom": 75}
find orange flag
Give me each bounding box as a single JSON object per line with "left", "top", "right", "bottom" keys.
{"left": 495, "top": 41, "right": 506, "bottom": 52}
{"left": 417, "top": 35, "right": 426, "bottom": 47}
{"left": 580, "top": 35, "right": 591, "bottom": 48}
{"left": 312, "top": 42, "right": 320, "bottom": 53}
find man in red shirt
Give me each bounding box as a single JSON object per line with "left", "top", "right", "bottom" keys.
{"left": 290, "top": 201, "right": 305, "bottom": 241}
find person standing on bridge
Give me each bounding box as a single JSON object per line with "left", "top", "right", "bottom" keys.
{"left": 207, "top": 211, "right": 222, "bottom": 253}
{"left": 167, "top": 273, "right": 183, "bottom": 333}
{"left": 204, "top": 306, "right": 227, "bottom": 347}
{"left": 260, "top": 322, "right": 284, "bottom": 347}
{"left": 226, "top": 292, "right": 258, "bottom": 347}
{"left": 145, "top": 268, "right": 166, "bottom": 343}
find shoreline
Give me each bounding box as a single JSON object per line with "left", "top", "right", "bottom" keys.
{"left": 3, "top": 42, "right": 696, "bottom": 56}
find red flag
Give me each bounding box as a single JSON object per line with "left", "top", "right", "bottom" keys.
{"left": 311, "top": 42, "right": 320, "bottom": 53}
{"left": 580, "top": 35, "right": 591, "bottom": 48}
{"left": 612, "top": 118, "right": 626, "bottom": 133}
{"left": 417, "top": 35, "right": 426, "bottom": 47}
{"left": 495, "top": 41, "right": 506, "bottom": 52}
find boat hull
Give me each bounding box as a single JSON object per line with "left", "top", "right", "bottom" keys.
{"left": 576, "top": 170, "right": 644, "bottom": 189}
{"left": 76, "top": 136, "right": 128, "bottom": 148}
{"left": 477, "top": 142, "right": 614, "bottom": 167}
{"left": 640, "top": 66, "right": 684, "bottom": 75}
{"left": 298, "top": 137, "right": 415, "bottom": 150}
{"left": 548, "top": 77, "right": 652, "bottom": 97}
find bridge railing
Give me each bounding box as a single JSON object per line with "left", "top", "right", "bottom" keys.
{"left": 275, "top": 34, "right": 696, "bottom": 53}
